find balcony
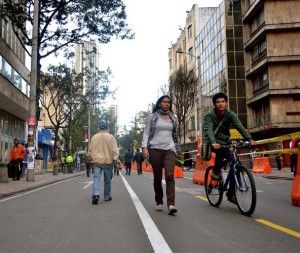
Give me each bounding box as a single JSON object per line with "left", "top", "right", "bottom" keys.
{"left": 256, "top": 115, "right": 271, "bottom": 128}
{"left": 253, "top": 84, "right": 269, "bottom": 97}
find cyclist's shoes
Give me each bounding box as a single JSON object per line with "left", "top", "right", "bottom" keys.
{"left": 92, "top": 195, "right": 99, "bottom": 205}
{"left": 226, "top": 191, "right": 237, "bottom": 204}
{"left": 211, "top": 172, "right": 220, "bottom": 180}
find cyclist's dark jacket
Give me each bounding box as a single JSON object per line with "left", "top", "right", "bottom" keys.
{"left": 203, "top": 108, "right": 253, "bottom": 144}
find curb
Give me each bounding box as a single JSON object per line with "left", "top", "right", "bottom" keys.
{"left": 0, "top": 173, "right": 82, "bottom": 200}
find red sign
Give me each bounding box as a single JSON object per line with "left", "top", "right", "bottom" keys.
{"left": 27, "top": 116, "right": 36, "bottom": 126}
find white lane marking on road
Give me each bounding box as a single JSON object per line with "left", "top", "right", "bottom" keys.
{"left": 83, "top": 181, "right": 93, "bottom": 189}
{"left": 0, "top": 178, "right": 76, "bottom": 203}
{"left": 184, "top": 177, "right": 192, "bottom": 180}
{"left": 120, "top": 174, "right": 172, "bottom": 253}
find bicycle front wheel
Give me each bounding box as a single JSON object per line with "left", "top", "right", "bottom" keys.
{"left": 234, "top": 165, "right": 256, "bottom": 216}
{"left": 204, "top": 166, "right": 223, "bottom": 207}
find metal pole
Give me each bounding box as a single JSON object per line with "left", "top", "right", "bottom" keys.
{"left": 26, "top": 0, "right": 39, "bottom": 182}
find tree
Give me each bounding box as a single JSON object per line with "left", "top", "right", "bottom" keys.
{"left": 118, "top": 111, "right": 148, "bottom": 156}
{"left": 0, "top": 0, "right": 134, "bottom": 119}
{"left": 40, "top": 63, "right": 112, "bottom": 160}
{"left": 169, "top": 66, "right": 198, "bottom": 145}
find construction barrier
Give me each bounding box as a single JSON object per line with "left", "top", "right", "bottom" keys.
{"left": 252, "top": 157, "right": 271, "bottom": 174}
{"left": 142, "top": 161, "right": 152, "bottom": 172}
{"left": 132, "top": 162, "right": 137, "bottom": 170}
{"left": 174, "top": 165, "right": 184, "bottom": 178}
{"left": 193, "top": 153, "right": 215, "bottom": 185}
{"left": 291, "top": 143, "right": 300, "bottom": 207}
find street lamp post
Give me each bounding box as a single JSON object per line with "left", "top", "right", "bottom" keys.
{"left": 176, "top": 48, "right": 203, "bottom": 142}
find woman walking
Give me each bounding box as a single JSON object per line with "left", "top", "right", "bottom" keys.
{"left": 142, "top": 95, "right": 181, "bottom": 214}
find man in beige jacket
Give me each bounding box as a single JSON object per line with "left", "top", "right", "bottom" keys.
{"left": 88, "top": 120, "right": 120, "bottom": 205}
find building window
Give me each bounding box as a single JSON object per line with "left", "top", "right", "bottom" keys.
{"left": 252, "top": 39, "right": 267, "bottom": 63}
{"left": 188, "top": 47, "right": 193, "bottom": 62}
{"left": 3, "top": 61, "right": 12, "bottom": 82}
{"left": 188, "top": 25, "right": 192, "bottom": 39}
{"left": 250, "top": 8, "right": 265, "bottom": 34}
{"left": 169, "top": 58, "right": 172, "bottom": 70}
{"left": 253, "top": 69, "right": 268, "bottom": 92}
{"left": 189, "top": 116, "right": 196, "bottom": 130}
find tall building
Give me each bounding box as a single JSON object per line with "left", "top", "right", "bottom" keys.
{"left": 75, "top": 40, "right": 100, "bottom": 108}
{"left": 242, "top": 0, "right": 300, "bottom": 140}
{"left": 108, "top": 104, "right": 119, "bottom": 122}
{"left": 168, "top": 5, "right": 217, "bottom": 150}
{"left": 194, "top": 0, "right": 247, "bottom": 133}
{"left": 0, "top": 15, "right": 30, "bottom": 163}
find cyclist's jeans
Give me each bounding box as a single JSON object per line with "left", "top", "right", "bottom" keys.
{"left": 213, "top": 147, "right": 234, "bottom": 193}
{"left": 212, "top": 147, "right": 230, "bottom": 174}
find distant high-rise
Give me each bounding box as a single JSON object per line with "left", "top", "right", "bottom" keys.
{"left": 108, "top": 104, "right": 119, "bottom": 125}
{"left": 75, "top": 41, "right": 100, "bottom": 108}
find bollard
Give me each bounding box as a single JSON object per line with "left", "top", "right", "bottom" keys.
{"left": 0, "top": 164, "right": 9, "bottom": 183}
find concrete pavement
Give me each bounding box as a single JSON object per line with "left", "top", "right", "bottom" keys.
{"left": 0, "top": 167, "right": 294, "bottom": 200}
{"left": 0, "top": 171, "right": 84, "bottom": 199}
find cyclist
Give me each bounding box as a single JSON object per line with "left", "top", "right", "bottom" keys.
{"left": 203, "top": 92, "right": 256, "bottom": 203}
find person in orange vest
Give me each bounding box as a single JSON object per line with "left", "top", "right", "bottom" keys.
{"left": 9, "top": 138, "right": 26, "bottom": 180}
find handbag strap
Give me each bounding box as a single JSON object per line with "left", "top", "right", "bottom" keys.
{"left": 213, "top": 117, "right": 225, "bottom": 135}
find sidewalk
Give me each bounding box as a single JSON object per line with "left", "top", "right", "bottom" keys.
{"left": 0, "top": 172, "right": 84, "bottom": 199}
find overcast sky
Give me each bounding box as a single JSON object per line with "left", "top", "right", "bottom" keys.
{"left": 98, "top": 0, "right": 222, "bottom": 127}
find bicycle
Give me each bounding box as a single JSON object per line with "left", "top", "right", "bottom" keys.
{"left": 204, "top": 140, "right": 257, "bottom": 216}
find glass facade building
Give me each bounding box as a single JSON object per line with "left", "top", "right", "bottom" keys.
{"left": 195, "top": 0, "right": 247, "bottom": 126}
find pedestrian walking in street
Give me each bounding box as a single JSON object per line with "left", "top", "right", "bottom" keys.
{"left": 134, "top": 149, "right": 144, "bottom": 175}
{"left": 82, "top": 154, "right": 92, "bottom": 177}
{"left": 75, "top": 155, "right": 81, "bottom": 173}
{"left": 203, "top": 92, "right": 256, "bottom": 204}
{"left": 21, "top": 143, "right": 28, "bottom": 178}
{"left": 87, "top": 120, "right": 120, "bottom": 205}
{"left": 66, "top": 155, "right": 74, "bottom": 173}
{"left": 60, "top": 155, "right": 66, "bottom": 172}
{"left": 290, "top": 138, "right": 299, "bottom": 176}
{"left": 9, "top": 138, "right": 26, "bottom": 181}
{"left": 124, "top": 149, "right": 133, "bottom": 175}
{"left": 142, "top": 95, "right": 181, "bottom": 214}
{"left": 275, "top": 155, "right": 283, "bottom": 171}
{"left": 249, "top": 148, "right": 257, "bottom": 170}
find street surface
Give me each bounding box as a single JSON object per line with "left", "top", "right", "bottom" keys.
{"left": 0, "top": 170, "right": 299, "bottom": 253}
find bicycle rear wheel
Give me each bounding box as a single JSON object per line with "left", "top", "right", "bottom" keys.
{"left": 204, "top": 166, "right": 223, "bottom": 207}
{"left": 234, "top": 165, "right": 256, "bottom": 216}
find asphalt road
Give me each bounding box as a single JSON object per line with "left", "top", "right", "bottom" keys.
{"left": 0, "top": 171, "right": 299, "bottom": 253}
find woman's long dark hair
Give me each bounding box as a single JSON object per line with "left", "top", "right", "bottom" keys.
{"left": 152, "top": 95, "right": 173, "bottom": 113}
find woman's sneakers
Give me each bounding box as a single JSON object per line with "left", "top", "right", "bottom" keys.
{"left": 92, "top": 195, "right": 99, "bottom": 205}
{"left": 156, "top": 204, "right": 163, "bottom": 211}
{"left": 168, "top": 205, "right": 177, "bottom": 214}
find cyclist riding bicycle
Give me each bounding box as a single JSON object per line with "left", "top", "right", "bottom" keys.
{"left": 203, "top": 92, "right": 256, "bottom": 203}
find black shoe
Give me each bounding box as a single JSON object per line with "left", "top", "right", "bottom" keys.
{"left": 226, "top": 191, "right": 237, "bottom": 204}
{"left": 92, "top": 195, "right": 99, "bottom": 205}
{"left": 105, "top": 197, "right": 112, "bottom": 201}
